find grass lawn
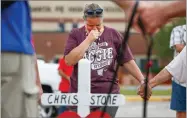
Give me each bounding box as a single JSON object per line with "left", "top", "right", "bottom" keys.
{"left": 120, "top": 89, "right": 171, "bottom": 96}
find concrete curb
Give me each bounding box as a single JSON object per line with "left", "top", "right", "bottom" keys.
{"left": 125, "top": 96, "right": 170, "bottom": 102}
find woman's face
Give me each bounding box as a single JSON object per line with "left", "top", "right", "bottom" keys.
{"left": 85, "top": 17, "right": 103, "bottom": 32}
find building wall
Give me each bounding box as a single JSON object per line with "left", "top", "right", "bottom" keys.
{"left": 32, "top": 22, "right": 137, "bottom": 33}
{"left": 33, "top": 32, "right": 157, "bottom": 61}
{"left": 30, "top": 1, "right": 137, "bottom": 32}
{"left": 29, "top": 1, "right": 125, "bottom": 19}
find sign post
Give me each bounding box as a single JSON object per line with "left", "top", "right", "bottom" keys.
{"left": 41, "top": 59, "right": 125, "bottom": 117}
{"left": 77, "top": 59, "right": 91, "bottom": 117}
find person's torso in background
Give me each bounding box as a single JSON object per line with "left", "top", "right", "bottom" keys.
{"left": 59, "top": 58, "right": 73, "bottom": 93}
{"left": 170, "top": 25, "right": 186, "bottom": 85}
{"left": 173, "top": 25, "right": 186, "bottom": 57}
{"left": 1, "top": 1, "right": 34, "bottom": 55}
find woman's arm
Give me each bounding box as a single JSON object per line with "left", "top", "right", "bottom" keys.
{"left": 123, "top": 60, "right": 144, "bottom": 83}
{"left": 65, "top": 30, "right": 100, "bottom": 66}
{"left": 65, "top": 37, "right": 93, "bottom": 66}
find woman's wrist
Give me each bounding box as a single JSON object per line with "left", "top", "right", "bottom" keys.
{"left": 139, "top": 78, "right": 146, "bottom": 85}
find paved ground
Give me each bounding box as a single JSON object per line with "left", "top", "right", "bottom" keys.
{"left": 126, "top": 96, "right": 171, "bottom": 102}
{"left": 122, "top": 85, "right": 171, "bottom": 91}
{"left": 115, "top": 101, "right": 175, "bottom": 118}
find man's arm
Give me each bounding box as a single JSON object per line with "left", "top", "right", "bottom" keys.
{"left": 149, "top": 46, "right": 186, "bottom": 88}
{"left": 140, "top": 0, "right": 186, "bottom": 34}
{"left": 170, "top": 27, "right": 180, "bottom": 50}
{"left": 113, "top": 0, "right": 186, "bottom": 34}
{"left": 149, "top": 68, "right": 172, "bottom": 88}
{"left": 140, "top": 47, "right": 186, "bottom": 97}
{"left": 113, "top": 0, "right": 186, "bottom": 19}
{"left": 164, "top": 1, "right": 186, "bottom": 19}
{"left": 175, "top": 44, "right": 185, "bottom": 53}
{"left": 170, "top": 26, "right": 186, "bottom": 53}
{"left": 113, "top": 0, "right": 134, "bottom": 11}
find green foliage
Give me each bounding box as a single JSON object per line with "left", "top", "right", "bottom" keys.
{"left": 150, "top": 66, "right": 163, "bottom": 74}
{"left": 153, "top": 26, "right": 173, "bottom": 60}
{"left": 153, "top": 17, "right": 186, "bottom": 62}
{"left": 173, "top": 17, "right": 186, "bottom": 26}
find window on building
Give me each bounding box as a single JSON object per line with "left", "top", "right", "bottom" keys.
{"left": 140, "top": 58, "right": 159, "bottom": 73}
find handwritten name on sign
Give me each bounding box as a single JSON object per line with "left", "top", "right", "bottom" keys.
{"left": 41, "top": 93, "right": 125, "bottom": 106}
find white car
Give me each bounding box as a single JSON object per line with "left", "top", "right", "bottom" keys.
{"left": 37, "top": 59, "right": 61, "bottom": 117}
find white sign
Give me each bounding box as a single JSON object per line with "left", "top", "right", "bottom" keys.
{"left": 29, "top": 1, "right": 124, "bottom": 19}
{"left": 41, "top": 59, "right": 125, "bottom": 117}
{"left": 41, "top": 93, "right": 125, "bottom": 106}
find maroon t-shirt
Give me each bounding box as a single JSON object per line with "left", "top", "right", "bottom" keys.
{"left": 64, "top": 26, "right": 133, "bottom": 94}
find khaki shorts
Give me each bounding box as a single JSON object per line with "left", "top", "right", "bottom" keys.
{"left": 1, "top": 52, "right": 39, "bottom": 118}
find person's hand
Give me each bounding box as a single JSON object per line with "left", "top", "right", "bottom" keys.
{"left": 87, "top": 30, "right": 100, "bottom": 42}
{"left": 137, "top": 82, "right": 152, "bottom": 100}
{"left": 124, "top": 1, "right": 142, "bottom": 33}
{"left": 122, "top": 1, "right": 154, "bottom": 33}
{"left": 138, "top": 5, "right": 169, "bottom": 34}
{"left": 124, "top": 1, "right": 168, "bottom": 34}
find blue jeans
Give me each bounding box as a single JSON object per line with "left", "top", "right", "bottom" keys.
{"left": 58, "top": 92, "right": 68, "bottom": 115}
{"left": 58, "top": 106, "right": 67, "bottom": 115}
{"left": 170, "top": 81, "right": 186, "bottom": 112}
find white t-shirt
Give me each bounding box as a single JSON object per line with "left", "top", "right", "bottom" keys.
{"left": 165, "top": 46, "right": 186, "bottom": 87}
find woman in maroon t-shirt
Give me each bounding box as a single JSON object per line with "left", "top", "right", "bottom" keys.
{"left": 64, "top": 3, "right": 145, "bottom": 118}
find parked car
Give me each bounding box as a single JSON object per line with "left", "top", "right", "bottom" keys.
{"left": 37, "top": 59, "right": 61, "bottom": 117}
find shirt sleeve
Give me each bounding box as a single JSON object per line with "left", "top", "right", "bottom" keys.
{"left": 58, "top": 58, "right": 74, "bottom": 76}
{"left": 64, "top": 29, "right": 78, "bottom": 56}
{"left": 114, "top": 30, "right": 134, "bottom": 64}
{"left": 165, "top": 46, "right": 186, "bottom": 81}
